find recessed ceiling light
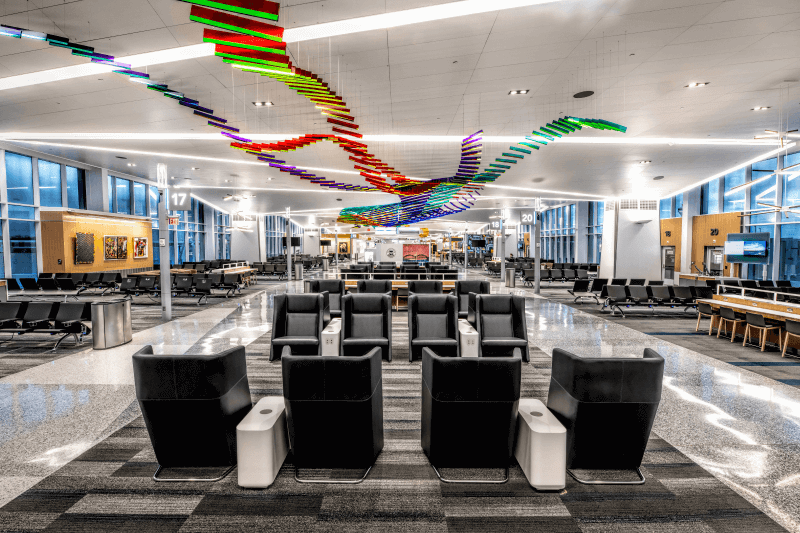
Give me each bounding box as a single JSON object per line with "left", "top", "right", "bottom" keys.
{"left": 267, "top": 177, "right": 273, "bottom": 181}
{"left": 225, "top": 179, "right": 231, "bottom": 182}
{"left": 752, "top": 106, "right": 771, "bottom": 111}
{"left": 170, "top": 176, "right": 175, "bottom": 179}
{"left": 653, "top": 175, "right": 665, "bottom": 181}
{"left": 252, "top": 101, "right": 273, "bottom": 107}
{"left": 639, "top": 160, "right": 651, "bottom": 164}
{"left": 191, "top": 167, "right": 199, "bottom": 170}
{"left": 685, "top": 82, "right": 709, "bottom": 88}
{"left": 127, "top": 163, "right": 136, "bottom": 167}
{"left": 508, "top": 90, "right": 529, "bottom": 95}
{"left": 573, "top": 90, "right": 594, "bottom": 98}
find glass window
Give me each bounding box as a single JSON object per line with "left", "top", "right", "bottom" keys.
{"left": 659, "top": 198, "right": 672, "bottom": 219}
{"left": 66, "top": 166, "right": 86, "bottom": 209}
{"left": 114, "top": 177, "right": 131, "bottom": 214}
{"left": 782, "top": 151, "right": 800, "bottom": 223}
{"left": 750, "top": 174, "right": 776, "bottom": 224}
{"left": 152, "top": 229, "right": 160, "bottom": 265}
{"left": 8, "top": 205, "right": 35, "bottom": 219}
{"left": 675, "top": 194, "right": 684, "bottom": 217}
{"left": 780, "top": 223, "right": 800, "bottom": 285}
{"left": 597, "top": 202, "right": 604, "bottom": 226}
{"left": 149, "top": 186, "right": 160, "bottom": 218}
{"left": 10, "top": 220, "right": 37, "bottom": 277}
{"left": 701, "top": 178, "right": 720, "bottom": 215}
{"left": 724, "top": 168, "right": 746, "bottom": 212}
{"left": 108, "top": 174, "right": 113, "bottom": 212}
{"left": 747, "top": 225, "right": 774, "bottom": 280}
{"left": 198, "top": 233, "right": 205, "bottom": 261}
{"left": 133, "top": 182, "right": 146, "bottom": 216}
{"left": 37, "top": 159, "right": 61, "bottom": 207}
{"left": 177, "top": 230, "right": 186, "bottom": 264}
{"left": 5, "top": 152, "right": 34, "bottom": 205}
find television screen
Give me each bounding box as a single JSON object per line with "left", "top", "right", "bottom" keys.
{"left": 743, "top": 241, "right": 768, "bottom": 257}
{"left": 282, "top": 237, "right": 302, "bottom": 246}
{"left": 320, "top": 239, "right": 332, "bottom": 246}
{"left": 471, "top": 239, "right": 486, "bottom": 247}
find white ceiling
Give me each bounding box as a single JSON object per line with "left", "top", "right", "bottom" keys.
{"left": 1, "top": 0, "right": 800, "bottom": 223}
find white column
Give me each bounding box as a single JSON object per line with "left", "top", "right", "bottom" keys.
{"left": 285, "top": 208, "right": 292, "bottom": 282}
{"left": 575, "top": 201, "right": 589, "bottom": 262}
{"left": 680, "top": 187, "right": 701, "bottom": 275}
{"left": 158, "top": 187, "right": 172, "bottom": 320}
{"left": 534, "top": 206, "right": 541, "bottom": 295}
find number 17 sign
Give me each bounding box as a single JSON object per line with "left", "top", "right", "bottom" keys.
{"left": 169, "top": 189, "right": 191, "bottom": 211}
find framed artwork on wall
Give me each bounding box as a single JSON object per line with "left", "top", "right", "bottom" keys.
{"left": 133, "top": 237, "right": 148, "bottom": 258}
{"left": 104, "top": 236, "right": 128, "bottom": 260}
{"left": 75, "top": 233, "right": 94, "bottom": 264}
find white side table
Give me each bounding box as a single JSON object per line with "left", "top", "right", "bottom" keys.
{"left": 514, "top": 398, "right": 566, "bottom": 490}
{"left": 236, "top": 396, "right": 289, "bottom": 488}
{"left": 322, "top": 317, "right": 342, "bottom": 356}
{"left": 458, "top": 319, "right": 479, "bottom": 357}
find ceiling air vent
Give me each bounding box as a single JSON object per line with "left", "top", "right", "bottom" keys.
{"left": 620, "top": 199, "right": 638, "bottom": 210}
{"left": 605, "top": 201, "right": 615, "bottom": 211}
{"left": 639, "top": 200, "right": 658, "bottom": 211}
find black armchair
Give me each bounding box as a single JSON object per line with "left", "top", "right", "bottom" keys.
{"left": 270, "top": 294, "right": 324, "bottom": 361}
{"left": 307, "top": 279, "right": 345, "bottom": 318}
{"left": 421, "top": 347, "right": 521, "bottom": 483}
{"left": 546, "top": 347, "right": 664, "bottom": 485}
{"left": 341, "top": 293, "right": 392, "bottom": 361}
{"left": 282, "top": 346, "right": 383, "bottom": 482}
{"left": 132, "top": 345, "right": 252, "bottom": 481}
{"left": 408, "top": 294, "right": 458, "bottom": 362}
{"left": 474, "top": 295, "right": 529, "bottom": 362}
{"left": 356, "top": 279, "right": 392, "bottom": 296}
{"left": 407, "top": 280, "right": 442, "bottom": 295}
{"left": 453, "top": 280, "right": 490, "bottom": 321}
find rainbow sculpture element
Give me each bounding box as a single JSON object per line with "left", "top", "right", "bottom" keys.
{"left": 1, "top": 0, "right": 627, "bottom": 226}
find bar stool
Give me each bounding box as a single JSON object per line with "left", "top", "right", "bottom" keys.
{"left": 743, "top": 312, "right": 783, "bottom": 352}
{"left": 696, "top": 302, "right": 720, "bottom": 335}
{"left": 781, "top": 319, "right": 800, "bottom": 358}
{"left": 717, "top": 307, "right": 745, "bottom": 342}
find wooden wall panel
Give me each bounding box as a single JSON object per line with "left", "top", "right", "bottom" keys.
{"left": 660, "top": 218, "right": 682, "bottom": 272}
{"left": 40, "top": 211, "right": 153, "bottom": 273}
{"left": 692, "top": 212, "right": 742, "bottom": 277}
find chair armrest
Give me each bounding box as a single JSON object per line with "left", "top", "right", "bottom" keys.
{"left": 281, "top": 345, "right": 293, "bottom": 358}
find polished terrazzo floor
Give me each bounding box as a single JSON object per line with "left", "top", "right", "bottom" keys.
{"left": 1, "top": 267, "right": 799, "bottom": 531}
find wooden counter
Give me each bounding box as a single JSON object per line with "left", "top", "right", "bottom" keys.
{"left": 701, "top": 295, "right": 800, "bottom": 349}
{"left": 131, "top": 269, "right": 196, "bottom": 276}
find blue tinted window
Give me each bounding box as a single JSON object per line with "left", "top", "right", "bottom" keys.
{"left": 37, "top": 159, "right": 61, "bottom": 207}
{"left": 115, "top": 177, "right": 131, "bottom": 214}
{"left": 783, "top": 152, "right": 800, "bottom": 222}
{"left": 5, "top": 152, "right": 34, "bottom": 205}
{"left": 66, "top": 166, "right": 85, "bottom": 209}
{"left": 108, "top": 174, "right": 113, "bottom": 212}
{"left": 701, "top": 178, "right": 720, "bottom": 215}
{"left": 750, "top": 174, "right": 776, "bottom": 224}
{"left": 724, "top": 168, "right": 746, "bottom": 212}
{"left": 133, "top": 182, "right": 146, "bottom": 216}
{"left": 150, "top": 186, "right": 159, "bottom": 217}
{"left": 675, "top": 194, "right": 683, "bottom": 217}
{"left": 8, "top": 205, "right": 35, "bottom": 219}
{"left": 659, "top": 198, "right": 672, "bottom": 219}
{"left": 152, "top": 229, "right": 160, "bottom": 264}
{"left": 10, "top": 220, "right": 37, "bottom": 277}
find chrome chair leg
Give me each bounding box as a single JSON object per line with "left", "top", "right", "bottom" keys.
{"left": 152, "top": 464, "right": 235, "bottom": 482}
{"left": 294, "top": 465, "right": 372, "bottom": 484}
{"left": 430, "top": 464, "right": 509, "bottom": 484}
{"left": 568, "top": 467, "right": 645, "bottom": 485}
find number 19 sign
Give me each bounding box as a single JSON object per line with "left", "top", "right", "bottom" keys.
{"left": 169, "top": 189, "right": 191, "bottom": 211}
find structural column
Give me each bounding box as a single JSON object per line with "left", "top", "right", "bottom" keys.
{"left": 680, "top": 187, "right": 701, "bottom": 275}
{"left": 157, "top": 164, "right": 171, "bottom": 320}
{"left": 285, "top": 207, "right": 292, "bottom": 282}
{"left": 534, "top": 208, "right": 541, "bottom": 295}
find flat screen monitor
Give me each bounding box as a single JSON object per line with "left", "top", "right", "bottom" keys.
{"left": 471, "top": 239, "right": 486, "bottom": 247}
{"left": 282, "top": 236, "right": 302, "bottom": 247}
{"left": 743, "top": 241, "right": 768, "bottom": 257}
{"left": 320, "top": 239, "right": 332, "bottom": 246}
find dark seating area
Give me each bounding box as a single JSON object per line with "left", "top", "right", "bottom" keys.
{"left": 0, "top": 301, "right": 91, "bottom": 349}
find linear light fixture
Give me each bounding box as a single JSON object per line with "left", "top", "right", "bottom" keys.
{"left": 0, "top": 0, "right": 561, "bottom": 92}
{"left": 669, "top": 143, "right": 795, "bottom": 197}
{"left": 0, "top": 133, "right": 783, "bottom": 146}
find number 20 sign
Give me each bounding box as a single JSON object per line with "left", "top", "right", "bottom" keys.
{"left": 169, "top": 189, "right": 191, "bottom": 211}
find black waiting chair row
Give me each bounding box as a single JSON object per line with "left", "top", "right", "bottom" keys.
{"left": 118, "top": 273, "right": 243, "bottom": 304}
{"left": 272, "top": 291, "right": 528, "bottom": 363}
{"left": 8, "top": 273, "right": 122, "bottom": 298}
{"left": 252, "top": 263, "right": 288, "bottom": 279}
{"left": 523, "top": 269, "right": 589, "bottom": 285}
{"left": 0, "top": 301, "right": 91, "bottom": 349}
{"left": 132, "top": 336, "right": 663, "bottom": 486}
{"left": 601, "top": 284, "right": 711, "bottom": 317}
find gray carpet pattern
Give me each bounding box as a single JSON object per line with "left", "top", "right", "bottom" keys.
{"left": 0, "top": 314, "right": 785, "bottom": 532}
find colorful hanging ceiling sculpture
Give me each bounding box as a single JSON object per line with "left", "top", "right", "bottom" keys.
{"left": 1, "top": 0, "right": 627, "bottom": 226}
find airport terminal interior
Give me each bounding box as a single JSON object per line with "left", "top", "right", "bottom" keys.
{"left": 2, "top": 0, "right": 800, "bottom": 531}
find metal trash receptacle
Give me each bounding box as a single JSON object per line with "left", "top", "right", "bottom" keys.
{"left": 91, "top": 298, "right": 132, "bottom": 350}
{"left": 294, "top": 264, "right": 304, "bottom": 281}
{"left": 322, "top": 258, "right": 329, "bottom": 271}
{"left": 505, "top": 268, "right": 516, "bottom": 288}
